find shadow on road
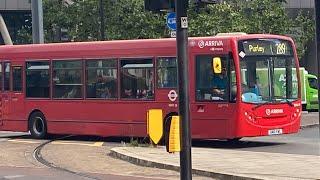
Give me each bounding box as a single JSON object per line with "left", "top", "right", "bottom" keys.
{"left": 1, "top": 133, "right": 286, "bottom": 150}
{"left": 191, "top": 139, "right": 285, "bottom": 149}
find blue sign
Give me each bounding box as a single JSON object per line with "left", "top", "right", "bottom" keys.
{"left": 166, "top": 12, "right": 176, "bottom": 31}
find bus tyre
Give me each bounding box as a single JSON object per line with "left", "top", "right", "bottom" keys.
{"left": 29, "top": 112, "right": 47, "bottom": 139}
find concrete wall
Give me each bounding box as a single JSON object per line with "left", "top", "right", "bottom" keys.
{"left": 0, "top": 0, "right": 31, "bottom": 11}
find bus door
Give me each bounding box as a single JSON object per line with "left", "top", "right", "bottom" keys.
{"left": 11, "top": 65, "right": 24, "bottom": 122}
{"left": 2, "top": 62, "right": 11, "bottom": 121}
{"left": 191, "top": 54, "right": 236, "bottom": 138}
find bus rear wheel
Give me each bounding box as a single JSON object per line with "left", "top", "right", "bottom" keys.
{"left": 29, "top": 112, "right": 47, "bottom": 139}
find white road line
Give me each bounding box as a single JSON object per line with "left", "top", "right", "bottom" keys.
{"left": 3, "top": 175, "right": 25, "bottom": 179}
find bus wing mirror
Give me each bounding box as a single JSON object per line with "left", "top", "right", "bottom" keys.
{"left": 213, "top": 57, "right": 222, "bottom": 74}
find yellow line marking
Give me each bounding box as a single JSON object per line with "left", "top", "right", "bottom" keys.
{"left": 7, "top": 139, "right": 104, "bottom": 147}
{"left": 52, "top": 141, "right": 103, "bottom": 147}
{"left": 92, "top": 142, "right": 104, "bottom": 147}
{"left": 8, "top": 139, "right": 40, "bottom": 144}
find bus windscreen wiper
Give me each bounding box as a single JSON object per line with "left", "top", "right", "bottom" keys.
{"left": 252, "top": 101, "right": 271, "bottom": 110}
{"left": 283, "top": 99, "right": 294, "bottom": 107}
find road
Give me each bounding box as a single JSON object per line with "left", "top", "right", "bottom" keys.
{"left": 0, "top": 118, "right": 318, "bottom": 179}
{"left": 0, "top": 133, "right": 191, "bottom": 180}
{"left": 192, "top": 126, "right": 320, "bottom": 156}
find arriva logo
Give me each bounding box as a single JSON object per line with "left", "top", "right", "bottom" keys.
{"left": 266, "top": 109, "right": 284, "bottom": 116}
{"left": 198, "top": 40, "right": 223, "bottom": 48}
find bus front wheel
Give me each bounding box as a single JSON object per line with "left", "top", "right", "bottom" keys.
{"left": 29, "top": 112, "right": 47, "bottom": 139}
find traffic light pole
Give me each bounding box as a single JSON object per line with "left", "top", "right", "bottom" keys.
{"left": 175, "top": 0, "right": 192, "bottom": 179}
{"left": 315, "top": 0, "right": 320, "bottom": 135}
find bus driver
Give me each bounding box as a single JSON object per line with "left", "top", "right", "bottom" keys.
{"left": 212, "top": 68, "right": 227, "bottom": 98}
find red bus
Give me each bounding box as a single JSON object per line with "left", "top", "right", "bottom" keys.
{"left": 0, "top": 33, "right": 301, "bottom": 140}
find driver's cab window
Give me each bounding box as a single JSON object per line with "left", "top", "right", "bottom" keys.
{"left": 308, "top": 78, "right": 317, "bottom": 90}
{"left": 196, "top": 55, "right": 232, "bottom": 101}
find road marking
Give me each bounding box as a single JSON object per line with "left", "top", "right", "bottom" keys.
{"left": 92, "top": 142, "right": 104, "bottom": 147}
{"left": 0, "top": 138, "right": 9, "bottom": 142}
{"left": 52, "top": 141, "right": 104, "bottom": 147}
{"left": 7, "top": 139, "right": 104, "bottom": 147}
{"left": 7, "top": 139, "right": 40, "bottom": 144}
{"left": 4, "top": 175, "right": 25, "bottom": 179}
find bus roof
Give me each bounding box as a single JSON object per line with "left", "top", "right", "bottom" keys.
{"left": 0, "top": 34, "right": 293, "bottom": 59}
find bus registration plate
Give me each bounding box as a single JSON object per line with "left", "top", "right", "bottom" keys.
{"left": 268, "top": 129, "right": 283, "bottom": 135}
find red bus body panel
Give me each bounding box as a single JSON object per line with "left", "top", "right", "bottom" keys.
{"left": 0, "top": 34, "right": 301, "bottom": 139}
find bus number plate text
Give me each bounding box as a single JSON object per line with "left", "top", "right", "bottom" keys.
{"left": 268, "top": 129, "right": 283, "bottom": 135}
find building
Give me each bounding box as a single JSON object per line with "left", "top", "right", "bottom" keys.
{"left": 0, "top": 0, "right": 31, "bottom": 44}
{"left": 284, "top": 0, "right": 317, "bottom": 75}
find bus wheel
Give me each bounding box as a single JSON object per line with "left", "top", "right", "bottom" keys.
{"left": 29, "top": 112, "right": 47, "bottom": 139}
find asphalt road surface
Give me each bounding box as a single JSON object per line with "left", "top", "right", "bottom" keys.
{"left": 192, "top": 126, "right": 320, "bottom": 156}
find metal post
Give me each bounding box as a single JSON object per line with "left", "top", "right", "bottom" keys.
{"left": 315, "top": 0, "right": 320, "bottom": 134}
{"left": 99, "top": 0, "right": 105, "bottom": 40}
{"left": 0, "top": 14, "right": 13, "bottom": 45}
{"left": 31, "top": 0, "right": 44, "bottom": 44}
{"left": 175, "top": 0, "right": 192, "bottom": 179}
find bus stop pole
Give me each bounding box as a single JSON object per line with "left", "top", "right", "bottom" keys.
{"left": 315, "top": 0, "right": 320, "bottom": 134}
{"left": 31, "top": 0, "right": 44, "bottom": 44}
{"left": 175, "top": 0, "right": 192, "bottom": 179}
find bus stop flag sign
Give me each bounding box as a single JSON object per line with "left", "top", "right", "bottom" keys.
{"left": 166, "top": 12, "right": 176, "bottom": 31}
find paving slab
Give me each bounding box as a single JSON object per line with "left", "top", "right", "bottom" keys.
{"left": 110, "top": 146, "right": 320, "bottom": 180}
{"left": 110, "top": 113, "right": 320, "bottom": 180}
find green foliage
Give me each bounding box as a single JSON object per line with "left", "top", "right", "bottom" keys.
{"left": 29, "top": 0, "right": 315, "bottom": 58}
{"left": 290, "top": 11, "right": 315, "bottom": 58}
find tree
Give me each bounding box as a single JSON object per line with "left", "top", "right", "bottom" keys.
{"left": 19, "top": 0, "right": 314, "bottom": 58}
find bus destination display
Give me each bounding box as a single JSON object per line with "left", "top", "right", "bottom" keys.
{"left": 240, "top": 39, "right": 293, "bottom": 56}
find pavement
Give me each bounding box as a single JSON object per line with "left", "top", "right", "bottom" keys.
{"left": 110, "top": 112, "right": 320, "bottom": 180}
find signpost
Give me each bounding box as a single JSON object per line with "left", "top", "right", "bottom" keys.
{"left": 166, "top": 12, "right": 176, "bottom": 31}
{"left": 145, "top": 1, "right": 220, "bottom": 179}
{"left": 166, "top": 12, "right": 176, "bottom": 37}
{"left": 175, "top": 0, "right": 192, "bottom": 179}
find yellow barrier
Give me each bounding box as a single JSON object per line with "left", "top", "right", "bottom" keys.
{"left": 168, "top": 116, "right": 181, "bottom": 152}
{"left": 147, "top": 109, "right": 163, "bottom": 144}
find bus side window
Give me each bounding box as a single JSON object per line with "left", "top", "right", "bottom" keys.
{"left": 120, "top": 59, "right": 154, "bottom": 99}
{"left": 4, "top": 62, "right": 10, "bottom": 91}
{"left": 157, "top": 57, "right": 177, "bottom": 88}
{"left": 53, "top": 60, "right": 82, "bottom": 99}
{"left": 86, "top": 59, "right": 118, "bottom": 99}
{"left": 26, "top": 61, "right": 50, "bottom": 98}
{"left": 195, "top": 55, "right": 228, "bottom": 101}
{"left": 12, "top": 66, "right": 22, "bottom": 92}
